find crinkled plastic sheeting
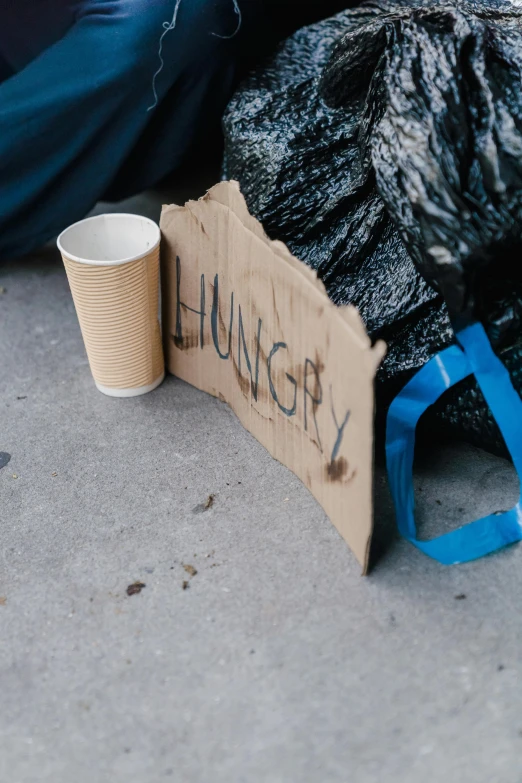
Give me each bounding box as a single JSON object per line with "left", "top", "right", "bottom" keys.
{"left": 223, "top": 0, "right": 522, "bottom": 454}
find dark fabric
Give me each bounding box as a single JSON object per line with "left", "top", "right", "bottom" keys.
{"left": 0, "top": 51, "right": 14, "bottom": 82}
{"left": 0, "top": 0, "right": 79, "bottom": 71}
{"left": 0, "top": 0, "right": 349, "bottom": 260}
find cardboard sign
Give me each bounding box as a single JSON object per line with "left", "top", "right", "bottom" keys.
{"left": 160, "top": 182, "right": 385, "bottom": 572}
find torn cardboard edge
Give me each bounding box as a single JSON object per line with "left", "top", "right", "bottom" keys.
{"left": 160, "top": 181, "right": 385, "bottom": 573}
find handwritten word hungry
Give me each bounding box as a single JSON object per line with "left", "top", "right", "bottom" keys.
{"left": 173, "top": 256, "right": 351, "bottom": 470}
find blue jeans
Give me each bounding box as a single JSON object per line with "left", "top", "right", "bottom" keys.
{"left": 0, "top": 0, "right": 275, "bottom": 259}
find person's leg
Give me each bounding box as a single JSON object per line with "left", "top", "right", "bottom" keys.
{"left": 104, "top": 0, "right": 271, "bottom": 201}
{"left": 0, "top": 0, "right": 268, "bottom": 260}
{"left": 0, "top": 0, "right": 78, "bottom": 73}
{"left": 105, "top": 0, "right": 357, "bottom": 201}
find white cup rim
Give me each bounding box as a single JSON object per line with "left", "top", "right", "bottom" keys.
{"left": 57, "top": 212, "right": 161, "bottom": 266}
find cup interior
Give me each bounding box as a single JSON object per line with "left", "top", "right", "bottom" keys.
{"left": 57, "top": 213, "right": 160, "bottom": 265}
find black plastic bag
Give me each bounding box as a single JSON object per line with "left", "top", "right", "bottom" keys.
{"left": 223, "top": 0, "right": 522, "bottom": 453}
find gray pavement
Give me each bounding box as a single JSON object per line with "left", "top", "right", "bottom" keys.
{"left": 1, "top": 191, "right": 522, "bottom": 783}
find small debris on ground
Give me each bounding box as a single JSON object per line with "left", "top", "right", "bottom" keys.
{"left": 126, "top": 581, "right": 146, "bottom": 596}
{"left": 0, "top": 286, "right": 6, "bottom": 294}
{"left": 204, "top": 550, "right": 215, "bottom": 559}
{"left": 16, "top": 396, "right": 27, "bottom": 401}
{"left": 183, "top": 564, "right": 197, "bottom": 577}
{"left": 182, "top": 580, "right": 190, "bottom": 590}
{"left": 436, "top": 499, "right": 442, "bottom": 505}
{"left": 498, "top": 664, "right": 505, "bottom": 671}
{"left": 454, "top": 594, "right": 467, "bottom": 600}
{"left": 0, "top": 597, "right": 6, "bottom": 606}
{"left": 12, "top": 474, "right": 18, "bottom": 479}
{"left": 51, "top": 472, "right": 58, "bottom": 477}
{"left": 193, "top": 494, "right": 215, "bottom": 514}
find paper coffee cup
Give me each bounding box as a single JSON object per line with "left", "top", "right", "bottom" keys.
{"left": 57, "top": 213, "right": 165, "bottom": 398}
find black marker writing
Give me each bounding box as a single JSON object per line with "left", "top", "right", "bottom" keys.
{"left": 330, "top": 385, "right": 351, "bottom": 463}
{"left": 304, "top": 358, "right": 323, "bottom": 452}
{"left": 267, "top": 342, "right": 297, "bottom": 417}
{"left": 238, "top": 305, "right": 262, "bottom": 401}
{"left": 211, "top": 273, "right": 234, "bottom": 360}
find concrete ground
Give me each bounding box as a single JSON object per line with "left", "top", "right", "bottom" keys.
{"left": 1, "top": 187, "right": 522, "bottom": 783}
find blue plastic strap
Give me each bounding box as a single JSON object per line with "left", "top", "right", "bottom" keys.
{"left": 386, "top": 322, "right": 522, "bottom": 564}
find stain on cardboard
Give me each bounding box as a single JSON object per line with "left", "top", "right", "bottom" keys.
{"left": 326, "top": 457, "right": 357, "bottom": 484}
{"left": 173, "top": 330, "right": 199, "bottom": 351}
{"left": 314, "top": 350, "right": 325, "bottom": 376}
{"left": 233, "top": 355, "right": 251, "bottom": 398}
{"left": 271, "top": 282, "right": 281, "bottom": 332}
{"left": 327, "top": 457, "right": 348, "bottom": 481}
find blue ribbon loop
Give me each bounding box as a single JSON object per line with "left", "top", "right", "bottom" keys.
{"left": 386, "top": 322, "right": 522, "bottom": 565}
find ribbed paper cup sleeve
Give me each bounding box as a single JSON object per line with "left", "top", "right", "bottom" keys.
{"left": 61, "top": 246, "right": 164, "bottom": 396}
